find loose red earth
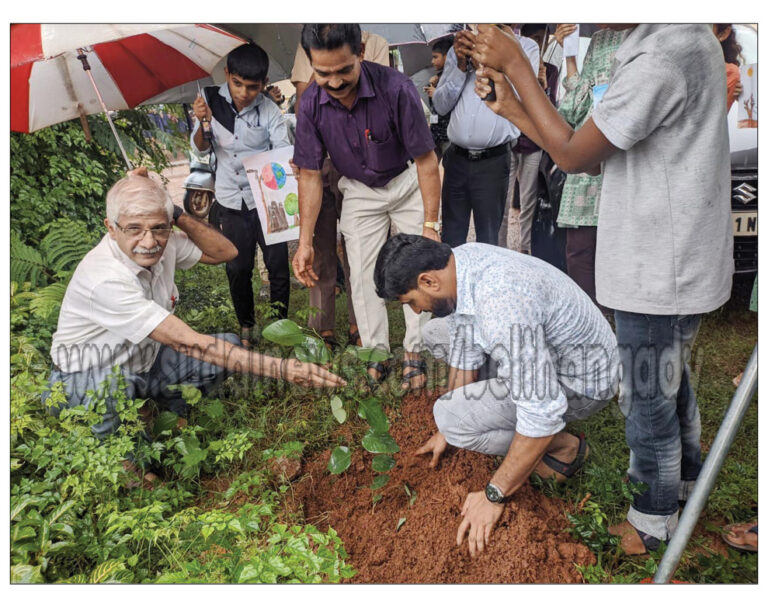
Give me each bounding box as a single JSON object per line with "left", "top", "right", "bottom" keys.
{"left": 289, "top": 390, "right": 595, "bottom": 583}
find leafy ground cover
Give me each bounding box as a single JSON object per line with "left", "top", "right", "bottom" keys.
{"left": 10, "top": 119, "right": 757, "bottom": 583}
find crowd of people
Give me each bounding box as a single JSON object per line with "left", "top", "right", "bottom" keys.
{"left": 43, "top": 23, "right": 754, "bottom": 557}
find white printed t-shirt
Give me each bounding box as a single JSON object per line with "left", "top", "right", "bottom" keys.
{"left": 50, "top": 232, "right": 202, "bottom": 374}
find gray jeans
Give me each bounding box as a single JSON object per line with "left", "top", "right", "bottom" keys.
{"left": 42, "top": 333, "right": 240, "bottom": 438}
{"left": 422, "top": 318, "right": 609, "bottom": 455}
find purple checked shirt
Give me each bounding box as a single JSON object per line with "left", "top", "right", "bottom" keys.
{"left": 293, "top": 61, "right": 435, "bottom": 188}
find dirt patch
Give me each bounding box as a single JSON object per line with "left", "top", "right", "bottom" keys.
{"left": 290, "top": 390, "right": 594, "bottom": 583}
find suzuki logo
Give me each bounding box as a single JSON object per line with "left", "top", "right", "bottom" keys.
{"left": 733, "top": 182, "right": 757, "bottom": 205}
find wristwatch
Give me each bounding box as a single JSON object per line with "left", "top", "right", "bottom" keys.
{"left": 485, "top": 482, "right": 513, "bottom": 504}
{"left": 423, "top": 221, "right": 440, "bottom": 234}
{"left": 173, "top": 205, "right": 184, "bottom": 223}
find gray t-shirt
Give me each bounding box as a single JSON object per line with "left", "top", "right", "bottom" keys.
{"left": 592, "top": 24, "right": 733, "bottom": 315}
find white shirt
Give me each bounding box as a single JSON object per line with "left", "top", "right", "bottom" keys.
{"left": 50, "top": 233, "right": 202, "bottom": 374}
{"left": 444, "top": 243, "right": 619, "bottom": 437}
{"left": 432, "top": 37, "right": 540, "bottom": 150}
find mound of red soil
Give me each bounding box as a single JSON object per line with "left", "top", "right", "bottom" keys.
{"left": 292, "top": 390, "right": 595, "bottom": 583}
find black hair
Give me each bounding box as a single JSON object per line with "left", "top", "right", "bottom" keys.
{"left": 227, "top": 43, "right": 270, "bottom": 82}
{"left": 714, "top": 24, "right": 743, "bottom": 66}
{"left": 300, "top": 24, "right": 362, "bottom": 61}
{"left": 374, "top": 234, "right": 453, "bottom": 301}
{"left": 431, "top": 37, "right": 454, "bottom": 56}
{"left": 521, "top": 24, "right": 547, "bottom": 38}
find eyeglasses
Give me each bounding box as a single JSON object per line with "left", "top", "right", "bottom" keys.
{"left": 115, "top": 223, "right": 173, "bottom": 240}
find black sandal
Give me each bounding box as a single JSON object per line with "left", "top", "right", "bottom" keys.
{"left": 541, "top": 433, "right": 589, "bottom": 478}
{"left": 320, "top": 333, "right": 339, "bottom": 351}
{"left": 366, "top": 361, "right": 390, "bottom": 386}
{"left": 401, "top": 359, "right": 427, "bottom": 391}
{"left": 348, "top": 328, "right": 361, "bottom": 347}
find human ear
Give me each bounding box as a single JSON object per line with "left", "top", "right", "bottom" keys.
{"left": 417, "top": 272, "right": 440, "bottom": 291}
{"left": 105, "top": 218, "right": 116, "bottom": 239}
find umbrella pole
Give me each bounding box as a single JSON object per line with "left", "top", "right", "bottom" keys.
{"left": 76, "top": 49, "right": 133, "bottom": 171}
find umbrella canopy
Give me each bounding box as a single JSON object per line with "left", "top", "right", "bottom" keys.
{"left": 11, "top": 24, "right": 245, "bottom": 133}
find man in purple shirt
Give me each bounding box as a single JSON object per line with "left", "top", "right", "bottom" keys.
{"left": 292, "top": 24, "right": 441, "bottom": 390}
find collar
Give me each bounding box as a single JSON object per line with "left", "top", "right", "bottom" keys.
{"left": 106, "top": 234, "right": 164, "bottom": 279}
{"left": 318, "top": 60, "right": 376, "bottom": 107}
{"left": 218, "top": 81, "right": 263, "bottom": 114}
{"left": 451, "top": 248, "right": 476, "bottom": 316}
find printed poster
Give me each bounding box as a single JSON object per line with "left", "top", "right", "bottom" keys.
{"left": 737, "top": 63, "right": 757, "bottom": 128}
{"left": 243, "top": 146, "right": 300, "bottom": 245}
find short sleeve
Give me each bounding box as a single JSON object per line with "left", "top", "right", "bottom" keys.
{"left": 172, "top": 231, "right": 202, "bottom": 270}
{"left": 293, "top": 91, "right": 327, "bottom": 171}
{"left": 592, "top": 53, "right": 687, "bottom": 151}
{"left": 393, "top": 81, "right": 435, "bottom": 159}
{"left": 291, "top": 43, "right": 313, "bottom": 85}
{"left": 364, "top": 33, "right": 390, "bottom": 66}
{"left": 89, "top": 279, "right": 169, "bottom": 344}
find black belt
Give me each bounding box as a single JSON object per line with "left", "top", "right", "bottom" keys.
{"left": 451, "top": 142, "right": 510, "bottom": 161}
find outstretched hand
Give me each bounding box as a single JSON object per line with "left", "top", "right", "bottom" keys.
{"left": 415, "top": 431, "right": 448, "bottom": 468}
{"left": 456, "top": 490, "right": 504, "bottom": 557}
{"left": 291, "top": 244, "right": 318, "bottom": 288}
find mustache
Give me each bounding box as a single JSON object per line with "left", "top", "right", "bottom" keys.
{"left": 133, "top": 245, "right": 162, "bottom": 255}
{"left": 325, "top": 83, "right": 349, "bottom": 92}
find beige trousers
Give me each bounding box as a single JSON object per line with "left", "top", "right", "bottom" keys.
{"left": 338, "top": 163, "right": 431, "bottom": 352}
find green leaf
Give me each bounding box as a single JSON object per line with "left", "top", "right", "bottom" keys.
{"left": 262, "top": 319, "right": 305, "bottom": 346}
{"left": 361, "top": 430, "right": 400, "bottom": 454}
{"left": 370, "top": 474, "right": 390, "bottom": 490}
{"left": 153, "top": 411, "right": 179, "bottom": 435}
{"left": 330, "top": 397, "right": 347, "bottom": 424}
{"left": 89, "top": 560, "right": 127, "bottom": 584}
{"left": 396, "top": 517, "right": 407, "bottom": 532}
{"left": 11, "top": 564, "right": 44, "bottom": 584}
{"left": 345, "top": 345, "right": 391, "bottom": 362}
{"left": 372, "top": 493, "right": 383, "bottom": 505}
{"left": 294, "top": 335, "right": 332, "bottom": 364}
{"left": 371, "top": 454, "right": 396, "bottom": 472}
{"left": 359, "top": 398, "right": 389, "bottom": 433}
{"left": 327, "top": 446, "right": 352, "bottom": 474}
{"left": 202, "top": 399, "right": 224, "bottom": 420}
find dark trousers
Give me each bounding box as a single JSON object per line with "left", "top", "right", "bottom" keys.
{"left": 215, "top": 200, "right": 290, "bottom": 326}
{"left": 441, "top": 145, "right": 511, "bottom": 247}
{"left": 565, "top": 226, "right": 612, "bottom": 316}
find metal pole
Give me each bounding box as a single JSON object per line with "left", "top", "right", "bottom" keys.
{"left": 654, "top": 344, "right": 758, "bottom": 583}
{"left": 76, "top": 49, "right": 133, "bottom": 170}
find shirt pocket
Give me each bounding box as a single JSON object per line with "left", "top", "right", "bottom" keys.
{"left": 241, "top": 124, "right": 270, "bottom": 152}
{"left": 364, "top": 128, "right": 404, "bottom": 173}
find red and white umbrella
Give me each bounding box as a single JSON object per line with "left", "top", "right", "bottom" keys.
{"left": 11, "top": 24, "right": 245, "bottom": 166}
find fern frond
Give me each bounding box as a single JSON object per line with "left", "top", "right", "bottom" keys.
{"left": 10, "top": 232, "right": 46, "bottom": 287}
{"left": 40, "top": 219, "right": 97, "bottom": 273}
{"left": 29, "top": 278, "right": 71, "bottom": 321}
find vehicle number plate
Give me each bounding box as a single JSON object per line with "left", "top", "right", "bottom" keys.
{"left": 732, "top": 211, "right": 757, "bottom": 236}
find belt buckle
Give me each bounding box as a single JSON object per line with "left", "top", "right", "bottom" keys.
{"left": 467, "top": 149, "right": 483, "bottom": 161}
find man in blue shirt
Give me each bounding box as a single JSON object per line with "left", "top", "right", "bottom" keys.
{"left": 432, "top": 28, "right": 539, "bottom": 248}
{"left": 192, "top": 43, "right": 291, "bottom": 344}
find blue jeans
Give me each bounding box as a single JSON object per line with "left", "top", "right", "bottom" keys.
{"left": 42, "top": 333, "right": 241, "bottom": 438}
{"left": 615, "top": 311, "right": 703, "bottom": 541}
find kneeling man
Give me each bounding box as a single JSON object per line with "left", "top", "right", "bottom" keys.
{"left": 45, "top": 172, "right": 344, "bottom": 441}
{"left": 374, "top": 234, "right": 619, "bottom": 556}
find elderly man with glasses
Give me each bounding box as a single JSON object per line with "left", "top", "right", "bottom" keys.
{"left": 44, "top": 172, "right": 345, "bottom": 449}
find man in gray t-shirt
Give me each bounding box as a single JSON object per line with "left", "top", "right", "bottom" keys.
{"left": 467, "top": 24, "right": 732, "bottom": 554}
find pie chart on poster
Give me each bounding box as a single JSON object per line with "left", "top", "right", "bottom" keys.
{"left": 261, "top": 162, "right": 287, "bottom": 190}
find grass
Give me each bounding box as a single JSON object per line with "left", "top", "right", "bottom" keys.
{"left": 174, "top": 263, "right": 758, "bottom": 584}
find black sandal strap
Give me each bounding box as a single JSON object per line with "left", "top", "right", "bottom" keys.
{"left": 367, "top": 361, "right": 389, "bottom": 375}
{"left": 402, "top": 359, "right": 426, "bottom": 371}
{"left": 541, "top": 433, "right": 588, "bottom": 478}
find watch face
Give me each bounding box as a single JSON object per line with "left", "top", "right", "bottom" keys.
{"left": 485, "top": 483, "right": 504, "bottom": 503}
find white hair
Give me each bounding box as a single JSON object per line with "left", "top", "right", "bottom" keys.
{"left": 106, "top": 174, "right": 173, "bottom": 225}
